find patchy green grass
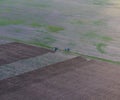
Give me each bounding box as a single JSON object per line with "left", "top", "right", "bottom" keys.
{"left": 30, "top": 22, "right": 42, "bottom": 28}
{"left": 43, "top": 37, "right": 56, "bottom": 44}
{"left": 92, "top": 0, "right": 109, "bottom": 5}
{"left": 96, "top": 43, "right": 107, "bottom": 54}
{"left": 14, "top": 29, "right": 22, "bottom": 33}
{"left": 0, "top": 36, "right": 52, "bottom": 49}
{"left": 83, "top": 31, "right": 99, "bottom": 38}
{"left": 26, "top": 36, "right": 55, "bottom": 48}
{"left": 23, "top": 1, "right": 50, "bottom": 8}
{"left": 0, "top": 8, "right": 12, "bottom": 13}
{"left": 9, "top": 20, "right": 24, "bottom": 25}
{"left": 83, "top": 31, "right": 113, "bottom": 42}
{"left": 85, "top": 55, "right": 120, "bottom": 64}
{"left": 47, "top": 25, "right": 64, "bottom": 32}
{"left": 0, "top": 0, "right": 119, "bottom": 62}
{"left": 36, "top": 29, "right": 48, "bottom": 34}
{"left": 0, "top": 19, "right": 24, "bottom": 26}
{"left": 101, "top": 36, "right": 113, "bottom": 42}
{"left": 70, "top": 19, "right": 84, "bottom": 25}
{"left": 67, "top": 50, "right": 120, "bottom": 64}
{"left": 32, "top": 4, "right": 50, "bottom": 8}
{"left": 67, "top": 42, "right": 76, "bottom": 48}
{"left": 0, "top": 0, "right": 4, "bottom": 3}
{"left": 28, "top": 40, "right": 52, "bottom": 48}
{"left": 92, "top": 20, "right": 106, "bottom": 25}
{"left": 0, "top": 36, "right": 24, "bottom": 43}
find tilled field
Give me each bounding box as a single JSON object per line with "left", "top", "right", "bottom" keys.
{"left": 0, "top": 56, "right": 120, "bottom": 100}
{"left": 0, "top": 42, "right": 53, "bottom": 66}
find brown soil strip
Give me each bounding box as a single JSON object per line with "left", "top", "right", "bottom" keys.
{"left": 0, "top": 42, "right": 54, "bottom": 66}
{"left": 0, "top": 57, "right": 87, "bottom": 95}
{"left": 0, "top": 56, "right": 120, "bottom": 100}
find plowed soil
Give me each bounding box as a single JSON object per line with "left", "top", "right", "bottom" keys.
{"left": 0, "top": 56, "right": 120, "bottom": 100}
{"left": 0, "top": 42, "right": 53, "bottom": 66}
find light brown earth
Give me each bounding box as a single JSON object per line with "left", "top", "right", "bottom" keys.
{"left": 0, "top": 56, "right": 120, "bottom": 100}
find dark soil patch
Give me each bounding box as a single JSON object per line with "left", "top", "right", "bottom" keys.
{"left": 0, "top": 42, "right": 54, "bottom": 66}
{"left": 0, "top": 56, "right": 120, "bottom": 100}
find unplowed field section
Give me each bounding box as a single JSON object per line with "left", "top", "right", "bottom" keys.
{"left": 0, "top": 56, "right": 120, "bottom": 100}
{"left": 0, "top": 42, "right": 53, "bottom": 66}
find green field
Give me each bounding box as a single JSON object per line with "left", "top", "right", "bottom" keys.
{"left": 0, "top": 0, "right": 120, "bottom": 61}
